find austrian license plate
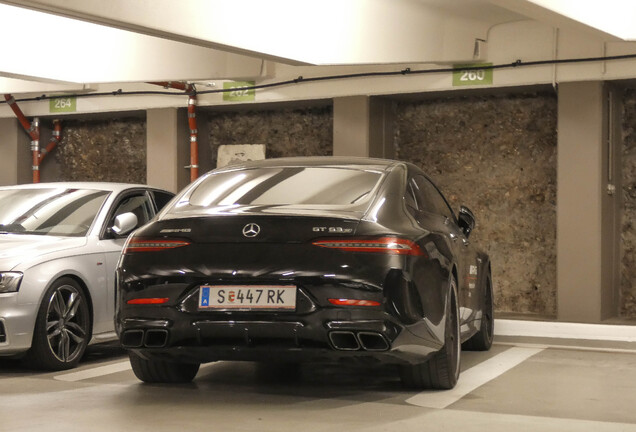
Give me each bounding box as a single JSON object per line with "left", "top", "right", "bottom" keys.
{"left": 198, "top": 285, "right": 297, "bottom": 311}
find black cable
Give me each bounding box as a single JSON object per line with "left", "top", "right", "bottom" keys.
{"left": 3, "top": 53, "right": 636, "bottom": 105}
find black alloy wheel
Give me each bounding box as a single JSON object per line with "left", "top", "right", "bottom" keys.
{"left": 462, "top": 272, "right": 494, "bottom": 351}
{"left": 400, "top": 278, "right": 461, "bottom": 389}
{"left": 28, "top": 277, "right": 90, "bottom": 370}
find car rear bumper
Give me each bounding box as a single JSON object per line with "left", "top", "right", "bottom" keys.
{"left": 118, "top": 305, "right": 444, "bottom": 365}
{"left": 116, "top": 246, "right": 450, "bottom": 365}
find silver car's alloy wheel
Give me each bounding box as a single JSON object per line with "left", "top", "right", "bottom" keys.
{"left": 45, "top": 284, "right": 88, "bottom": 363}
{"left": 28, "top": 277, "right": 91, "bottom": 370}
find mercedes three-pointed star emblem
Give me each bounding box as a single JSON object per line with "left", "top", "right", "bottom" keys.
{"left": 242, "top": 223, "right": 261, "bottom": 238}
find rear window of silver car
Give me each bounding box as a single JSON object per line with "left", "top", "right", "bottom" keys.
{"left": 0, "top": 188, "right": 109, "bottom": 237}
{"left": 169, "top": 167, "right": 384, "bottom": 213}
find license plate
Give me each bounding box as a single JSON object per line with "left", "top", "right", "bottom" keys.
{"left": 198, "top": 285, "right": 297, "bottom": 311}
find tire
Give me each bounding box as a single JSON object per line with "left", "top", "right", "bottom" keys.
{"left": 400, "top": 278, "right": 461, "bottom": 390}
{"left": 129, "top": 351, "right": 200, "bottom": 383}
{"left": 462, "top": 272, "right": 494, "bottom": 351}
{"left": 27, "top": 277, "right": 91, "bottom": 370}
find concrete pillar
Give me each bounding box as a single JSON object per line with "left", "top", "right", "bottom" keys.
{"left": 333, "top": 96, "right": 394, "bottom": 158}
{"left": 557, "top": 82, "right": 620, "bottom": 322}
{"left": 0, "top": 117, "right": 31, "bottom": 185}
{"left": 196, "top": 112, "right": 213, "bottom": 174}
{"left": 604, "top": 85, "right": 623, "bottom": 319}
{"left": 146, "top": 108, "right": 189, "bottom": 193}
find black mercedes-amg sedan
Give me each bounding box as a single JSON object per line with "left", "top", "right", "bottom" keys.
{"left": 115, "top": 157, "right": 493, "bottom": 389}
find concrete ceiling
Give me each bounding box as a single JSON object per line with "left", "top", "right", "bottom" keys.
{"left": 1, "top": 0, "right": 635, "bottom": 94}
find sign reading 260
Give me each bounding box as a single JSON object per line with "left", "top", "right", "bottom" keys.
{"left": 452, "top": 64, "right": 493, "bottom": 87}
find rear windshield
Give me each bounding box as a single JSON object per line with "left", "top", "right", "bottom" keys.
{"left": 167, "top": 167, "right": 384, "bottom": 215}
{"left": 0, "top": 188, "right": 110, "bottom": 236}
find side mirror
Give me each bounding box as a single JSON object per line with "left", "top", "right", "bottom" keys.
{"left": 458, "top": 206, "right": 475, "bottom": 238}
{"left": 111, "top": 212, "right": 138, "bottom": 237}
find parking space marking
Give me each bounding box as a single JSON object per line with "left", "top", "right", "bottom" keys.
{"left": 406, "top": 346, "right": 545, "bottom": 409}
{"left": 54, "top": 360, "right": 131, "bottom": 382}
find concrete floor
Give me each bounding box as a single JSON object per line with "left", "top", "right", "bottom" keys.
{"left": 1, "top": 338, "right": 636, "bottom": 432}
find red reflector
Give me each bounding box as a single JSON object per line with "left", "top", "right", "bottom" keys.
{"left": 127, "top": 297, "right": 169, "bottom": 305}
{"left": 124, "top": 238, "right": 190, "bottom": 253}
{"left": 328, "top": 298, "right": 381, "bottom": 307}
{"left": 313, "top": 237, "right": 425, "bottom": 256}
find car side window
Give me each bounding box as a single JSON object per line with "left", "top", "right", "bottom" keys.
{"left": 109, "top": 193, "right": 154, "bottom": 231}
{"left": 412, "top": 176, "right": 455, "bottom": 220}
{"left": 404, "top": 182, "right": 418, "bottom": 211}
{"left": 152, "top": 191, "right": 174, "bottom": 211}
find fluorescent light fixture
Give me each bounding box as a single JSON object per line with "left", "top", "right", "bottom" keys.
{"left": 0, "top": 3, "right": 264, "bottom": 85}
{"left": 528, "top": 0, "right": 636, "bottom": 40}
{"left": 0, "top": 3, "right": 136, "bottom": 83}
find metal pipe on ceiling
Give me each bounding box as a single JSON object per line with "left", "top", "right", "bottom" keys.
{"left": 4, "top": 93, "right": 42, "bottom": 183}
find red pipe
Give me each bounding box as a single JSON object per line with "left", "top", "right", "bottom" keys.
{"left": 4, "top": 94, "right": 39, "bottom": 141}
{"left": 39, "top": 119, "right": 61, "bottom": 164}
{"left": 147, "top": 82, "right": 199, "bottom": 181}
{"left": 187, "top": 92, "right": 199, "bottom": 181}
{"left": 4, "top": 94, "right": 41, "bottom": 183}
{"left": 148, "top": 81, "right": 189, "bottom": 91}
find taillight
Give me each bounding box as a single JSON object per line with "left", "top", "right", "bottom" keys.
{"left": 328, "top": 298, "right": 381, "bottom": 307}
{"left": 127, "top": 297, "right": 169, "bottom": 305}
{"left": 312, "top": 237, "right": 425, "bottom": 256}
{"left": 124, "top": 238, "right": 190, "bottom": 253}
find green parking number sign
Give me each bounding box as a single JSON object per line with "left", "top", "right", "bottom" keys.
{"left": 223, "top": 81, "right": 255, "bottom": 101}
{"left": 49, "top": 96, "right": 76, "bottom": 113}
{"left": 452, "top": 64, "right": 493, "bottom": 87}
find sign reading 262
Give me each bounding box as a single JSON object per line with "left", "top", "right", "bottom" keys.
{"left": 223, "top": 81, "right": 256, "bottom": 101}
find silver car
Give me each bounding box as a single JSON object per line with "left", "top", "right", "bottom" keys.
{"left": 0, "top": 183, "right": 174, "bottom": 370}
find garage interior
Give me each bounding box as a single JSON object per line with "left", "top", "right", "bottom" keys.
{"left": 1, "top": 1, "right": 636, "bottom": 430}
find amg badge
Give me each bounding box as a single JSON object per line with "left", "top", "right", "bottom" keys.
{"left": 160, "top": 228, "right": 192, "bottom": 233}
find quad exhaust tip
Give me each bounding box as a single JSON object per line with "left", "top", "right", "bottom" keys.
{"left": 329, "top": 331, "right": 360, "bottom": 351}
{"left": 144, "top": 329, "right": 169, "bottom": 348}
{"left": 329, "top": 331, "right": 389, "bottom": 352}
{"left": 121, "top": 329, "right": 144, "bottom": 348}
{"left": 122, "top": 328, "right": 388, "bottom": 351}
{"left": 357, "top": 332, "right": 390, "bottom": 351}
{"left": 121, "top": 329, "right": 168, "bottom": 348}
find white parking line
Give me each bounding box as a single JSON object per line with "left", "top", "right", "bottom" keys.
{"left": 406, "top": 346, "right": 545, "bottom": 409}
{"left": 53, "top": 346, "right": 543, "bottom": 390}
{"left": 54, "top": 360, "right": 132, "bottom": 382}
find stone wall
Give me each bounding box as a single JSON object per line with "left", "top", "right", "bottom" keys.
{"left": 48, "top": 93, "right": 636, "bottom": 319}
{"left": 394, "top": 92, "right": 558, "bottom": 316}
{"left": 621, "top": 89, "right": 636, "bottom": 318}
{"left": 206, "top": 106, "right": 333, "bottom": 166}
{"left": 54, "top": 118, "right": 146, "bottom": 183}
